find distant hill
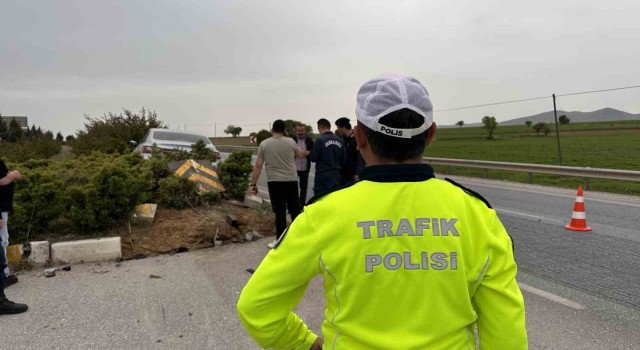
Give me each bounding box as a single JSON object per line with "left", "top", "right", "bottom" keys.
{"left": 451, "top": 108, "right": 640, "bottom": 128}
{"left": 500, "top": 108, "right": 640, "bottom": 125}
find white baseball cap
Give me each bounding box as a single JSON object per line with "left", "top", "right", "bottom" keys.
{"left": 355, "top": 73, "right": 433, "bottom": 138}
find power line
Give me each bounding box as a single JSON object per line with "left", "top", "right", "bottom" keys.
{"left": 435, "top": 96, "right": 549, "bottom": 112}
{"left": 436, "top": 84, "right": 640, "bottom": 113}
{"left": 556, "top": 85, "right": 640, "bottom": 97}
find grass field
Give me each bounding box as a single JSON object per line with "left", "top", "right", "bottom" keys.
{"left": 212, "top": 120, "right": 640, "bottom": 195}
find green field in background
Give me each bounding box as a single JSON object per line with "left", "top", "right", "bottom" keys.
{"left": 429, "top": 122, "right": 640, "bottom": 194}
{"left": 213, "top": 120, "right": 640, "bottom": 195}
{"left": 428, "top": 131, "right": 640, "bottom": 170}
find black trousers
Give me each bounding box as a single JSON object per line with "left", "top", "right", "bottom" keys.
{"left": 267, "top": 181, "right": 301, "bottom": 239}
{"left": 297, "top": 170, "right": 310, "bottom": 206}
{"left": 314, "top": 171, "right": 341, "bottom": 197}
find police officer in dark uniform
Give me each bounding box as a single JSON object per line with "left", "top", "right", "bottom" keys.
{"left": 335, "top": 117, "right": 365, "bottom": 185}
{"left": 309, "top": 118, "right": 345, "bottom": 197}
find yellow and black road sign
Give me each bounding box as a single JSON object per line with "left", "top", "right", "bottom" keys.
{"left": 167, "top": 159, "right": 225, "bottom": 193}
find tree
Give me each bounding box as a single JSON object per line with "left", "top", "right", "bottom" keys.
{"left": 0, "top": 118, "right": 7, "bottom": 141}
{"left": 482, "top": 116, "right": 498, "bottom": 140}
{"left": 525, "top": 120, "right": 533, "bottom": 128}
{"left": 282, "top": 119, "right": 311, "bottom": 137}
{"left": 456, "top": 120, "right": 464, "bottom": 128}
{"left": 558, "top": 115, "right": 570, "bottom": 125}
{"left": 224, "top": 125, "right": 243, "bottom": 137}
{"left": 7, "top": 119, "right": 24, "bottom": 142}
{"left": 256, "top": 129, "right": 272, "bottom": 145}
{"left": 73, "top": 108, "right": 166, "bottom": 156}
{"left": 66, "top": 135, "right": 76, "bottom": 143}
{"left": 56, "top": 132, "right": 64, "bottom": 142}
{"left": 533, "top": 122, "right": 551, "bottom": 136}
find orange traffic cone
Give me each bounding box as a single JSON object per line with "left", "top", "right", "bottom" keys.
{"left": 565, "top": 186, "right": 592, "bottom": 231}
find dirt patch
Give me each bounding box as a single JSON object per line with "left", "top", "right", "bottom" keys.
{"left": 120, "top": 201, "right": 275, "bottom": 259}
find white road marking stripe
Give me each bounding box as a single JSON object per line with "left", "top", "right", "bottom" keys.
{"left": 453, "top": 179, "right": 640, "bottom": 208}
{"left": 518, "top": 282, "right": 586, "bottom": 310}
{"left": 494, "top": 207, "right": 566, "bottom": 224}
{"left": 495, "top": 208, "right": 542, "bottom": 220}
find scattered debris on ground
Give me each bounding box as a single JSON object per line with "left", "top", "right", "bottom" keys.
{"left": 120, "top": 201, "right": 275, "bottom": 260}
{"left": 14, "top": 199, "right": 275, "bottom": 272}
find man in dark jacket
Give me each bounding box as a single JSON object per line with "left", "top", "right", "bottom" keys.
{"left": 0, "top": 158, "right": 28, "bottom": 315}
{"left": 309, "top": 118, "right": 345, "bottom": 197}
{"left": 335, "top": 117, "right": 365, "bottom": 185}
{"left": 292, "top": 125, "right": 314, "bottom": 206}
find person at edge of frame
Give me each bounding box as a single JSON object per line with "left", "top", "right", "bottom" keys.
{"left": 0, "top": 159, "right": 28, "bottom": 315}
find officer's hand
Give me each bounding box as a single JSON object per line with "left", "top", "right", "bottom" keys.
{"left": 248, "top": 184, "right": 258, "bottom": 195}
{"left": 0, "top": 219, "right": 3, "bottom": 230}
{"left": 309, "top": 337, "right": 324, "bottom": 350}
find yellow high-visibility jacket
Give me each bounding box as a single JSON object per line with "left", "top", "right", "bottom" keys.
{"left": 237, "top": 164, "right": 527, "bottom": 350}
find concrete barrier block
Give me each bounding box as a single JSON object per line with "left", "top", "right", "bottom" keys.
{"left": 51, "top": 237, "right": 122, "bottom": 264}
{"left": 131, "top": 203, "right": 157, "bottom": 225}
{"left": 27, "top": 241, "right": 50, "bottom": 265}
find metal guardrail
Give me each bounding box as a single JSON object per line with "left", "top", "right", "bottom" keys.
{"left": 423, "top": 157, "right": 640, "bottom": 183}
{"left": 216, "top": 145, "right": 640, "bottom": 184}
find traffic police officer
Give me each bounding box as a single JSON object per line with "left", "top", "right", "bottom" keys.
{"left": 237, "top": 73, "right": 528, "bottom": 349}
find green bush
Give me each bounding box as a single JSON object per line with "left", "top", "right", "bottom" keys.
{"left": 68, "top": 160, "right": 151, "bottom": 233}
{"left": 156, "top": 175, "right": 199, "bottom": 209}
{"left": 9, "top": 153, "right": 153, "bottom": 242}
{"left": 191, "top": 139, "right": 217, "bottom": 162}
{"left": 7, "top": 148, "right": 227, "bottom": 242}
{"left": 220, "top": 151, "right": 253, "bottom": 200}
{"left": 1, "top": 137, "right": 62, "bottom": 163}
{"left": 200, "top": 191, "right": 221, "bottom": 204}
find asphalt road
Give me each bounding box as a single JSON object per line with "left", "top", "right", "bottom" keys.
{"left": 3, "top": 235, "right": 640, "bottom": 349}
{"left": 246, "top": 152, "right": 640, "bottom": 309}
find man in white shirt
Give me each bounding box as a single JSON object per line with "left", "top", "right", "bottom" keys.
{"left": 249, "top": 120, "right": 309, "bottom": 248}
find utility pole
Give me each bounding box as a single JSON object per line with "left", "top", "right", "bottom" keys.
{"left": 214, "top": 123, "right": 217, "bottom": 138}
{"left": 552, "top": 94, "right": 562, "bottom": 165}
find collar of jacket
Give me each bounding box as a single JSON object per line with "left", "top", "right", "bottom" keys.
{"left": 360, "top": 163, "right": 435, "bottom": 182}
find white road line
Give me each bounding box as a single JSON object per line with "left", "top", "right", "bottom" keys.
{"left": 518, "top": 282, "right": 586, "bottom": 310}
{"left": 494, "top": 207, "right": 565, "bottom": 224}
{"left": 454, "top": 178, "right": 640, "bottom": 208}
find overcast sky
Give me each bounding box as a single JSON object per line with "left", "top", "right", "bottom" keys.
{"left": 1, "top": 0, "right": 639, "bottom": 137}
